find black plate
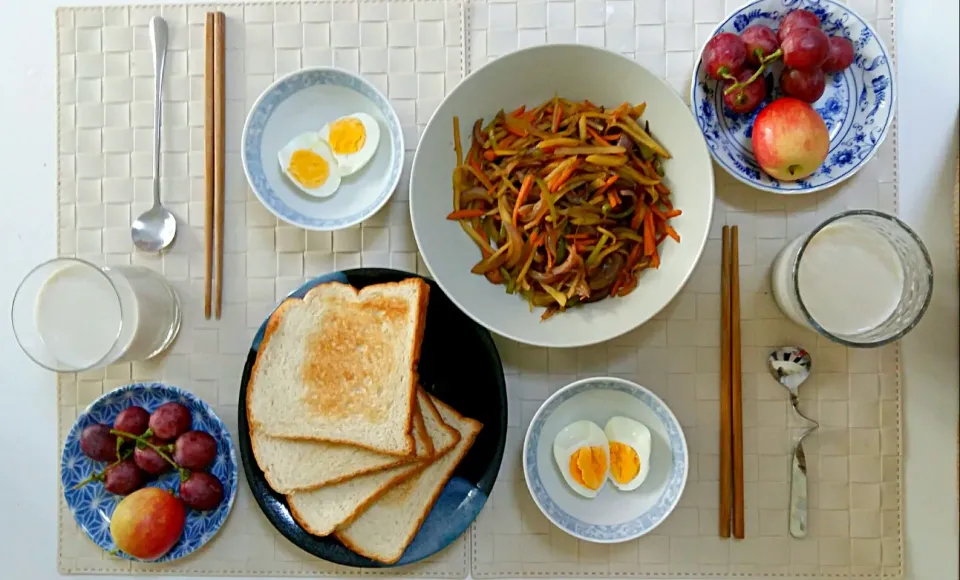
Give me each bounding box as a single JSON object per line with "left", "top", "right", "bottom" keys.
{"left": 238, "top": 268, "right": 507, "bottom": 567}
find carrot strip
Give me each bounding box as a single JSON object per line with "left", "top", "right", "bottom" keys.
{"left": 650, "top": 249, "right": 660, "bottom": 269}
{"left": 447, "top": 209, "right": 487, "bottom": 220}
{"left": 513, "top": 174, "right": 534, "bottom": 226}
{"left": 664, "top": 223, "right": 680, "bottom": 242}
{"left": 649, "top": 204, "right": 667, "bottom": 221}
{"left": 483, "top": 150, "right": 496, "bottom": 161}
{"left": 510, "top": 105, "right": 526, "bottom": 117}
{"left": 587, "top": 127, "right": 611, "bottom": 146}
{"left": 610, "top": 273, "right": 625, "bottom": 297}
{"left": 549, "top": 158, "right": 580, "bottom": 193}
{"left": 595, "top": 175, "right": 619, "bottom": 197}
{"left": 643, "top": 210, "right": 656, "bottom": 256}
{"left": 630, "top": 206, "right": 643, "bottom": 230}
{"left": 625, "top": 243, "right": 641, "bottom": 270}
{"left": 663, "top": 208, "right": 682, "bottom": 219}
{"left": 607, "top": 191, "right": 620, "bottom": 208}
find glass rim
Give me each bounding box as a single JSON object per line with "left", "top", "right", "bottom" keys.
{"left": 791, "top": 209, "right": 934, "bottom": 348}
{"left": 11, "top": 257, "right": 124, "bottom": 373}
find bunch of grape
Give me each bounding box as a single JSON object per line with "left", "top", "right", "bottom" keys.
{"left": 78, "top": 402, "right": 225, "bottom": 511}
{"left": 702, "top": 9, "right": 856, "bottom": 113}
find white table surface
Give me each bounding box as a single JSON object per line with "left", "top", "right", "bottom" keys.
{"left": 0, "top": 1, "right": 956, "bottom": 579}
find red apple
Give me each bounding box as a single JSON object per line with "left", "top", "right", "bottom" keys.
{"left": 110, "top": 487, "right": 186, "bottom": 560}
{"left": 751, "top": 97, "right": 829, "bottom": 181}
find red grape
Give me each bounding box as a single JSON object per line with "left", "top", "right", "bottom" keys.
{"left": 702, "top": 33, "right": 747, "bottom": 80}
{"left": 80, "top": 424, "right": 118, "bottom": 462}
{"left": 114, "top": 406, "right": 150, "bottom": 436}
{"left": 822, "top": 36, "right": 856, "bottom": 73}
{"left": 781, "top": 67, "right": 826, "bottom": 103}
{"left": 134, "top": 437, "right": 173, "bottom": 475}
{"left": 741, "top": 25, "right": 780, "bottom": 66}
{"left": 174, "top": 431, "right": 218, "bottom": 471}
{"left": 778, "top": 9, "right": 820, "bottom": 43}
{"left": 103, "top": 459, "right": 145, "bottom": 495}
{"left": 723, "top": 69, "right": 767, "bottom": 114}
{"left": 781, "top": 27, "right": 830, "bottom": 71}
{"left": 149, "top": 403, "right": 192, "bottom": 441}
{"left": 180, "top": 472, "right": 224, "bottom": 511}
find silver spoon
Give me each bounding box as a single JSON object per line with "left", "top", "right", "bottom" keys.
{"left": 131, "top": 16, "right": 177, "bottom": 252}
{"left": 768, "top": 346, "right": 818, "bottom": 539}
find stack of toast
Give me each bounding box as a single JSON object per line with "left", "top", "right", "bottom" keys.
{"left": 247, "top": 279, "right": 482, "bottom": 564}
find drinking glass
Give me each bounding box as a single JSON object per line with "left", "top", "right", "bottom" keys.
{"left": 770, "top": 210, "right": 933, "bottom": 348}
{"left": 12, "top": 258, "right": 181, "bottom": 372}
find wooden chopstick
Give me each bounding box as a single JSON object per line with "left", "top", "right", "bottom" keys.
{"left": 731, "top": 225, "right": 744, "bottom": 538}
{"left": 213, "top": 12, "right": 226, "bottom": 319}
{"left": 203, "top": 13, "right": 215, "bottom": 320}
{"left": 719, "top": 225, "right": 733, "bottom": 537}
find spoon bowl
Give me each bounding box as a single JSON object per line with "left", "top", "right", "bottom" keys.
{"left": 132, "top": 206, "right": 178, "bottom": 253}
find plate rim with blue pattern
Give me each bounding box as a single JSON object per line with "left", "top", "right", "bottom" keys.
{"left": 237, "top": 267, "right": 507, "bottom": 568}
{"left": 241, "top": 66, "right": 404, "bottom": 230}
{"left": 690, "top": 0, "right": 896, "bottom": 194}
{"left": 522, "top": 376, "right": 689, "bottom": 543}
{"left": 60, "top": 382, "right": 239, "bottom": 562}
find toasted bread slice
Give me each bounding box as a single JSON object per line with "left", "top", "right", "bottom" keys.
{"left": 247, "top": 279, "right": 429, "bottom": 456}
{"left": 251, "top": 393, "right": 433, "bottom": 494}
{"left": 335, "top": 399, "right": 482, "bottom": 564}
{"left": 286, "top": 391, "right": 461, "bottom": 536}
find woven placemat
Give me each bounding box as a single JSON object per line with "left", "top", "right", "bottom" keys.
{"left": 464, "top": 1, "right": 903, "bottom": 578}
{"left": 55, "top": 1, "right": 468, "bottom": 575}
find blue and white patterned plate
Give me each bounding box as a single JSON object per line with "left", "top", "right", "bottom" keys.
{"left": 242, "top": 67, "right": 404, "bottom": 230}
{"left": 522, "top": 377, "right": 688, "bottom": 543}
{"left": 691, "top": 0, "right": 895, "bottom": 194}
{"left": 61, "top": 383, "right": 238, "bottom": 562}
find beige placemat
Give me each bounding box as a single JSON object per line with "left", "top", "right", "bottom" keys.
{"left": 55, "top": 1, "right": 468, "bottom": 575}
{"left": 464, "top": 0, "right": 903, "bottom": 578}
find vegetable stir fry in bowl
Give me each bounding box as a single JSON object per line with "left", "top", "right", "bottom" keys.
{"left": 410, "top": 45, "right": 715, "bottom": 348}
{"left": 449, "top": 99, "right": 681, "bottom": 320}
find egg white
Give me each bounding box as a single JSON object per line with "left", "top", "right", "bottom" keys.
{"left": 317, "top": 112, "right": 381, "bottom": 176}
{"left": 552, "top": 420, "right": 609, "bottom": 499}
{"left": 603, "top": 416, "right": 652, "bottom": 491}
{"left": 277, "top": 133, "right": 342, "bottom": 198}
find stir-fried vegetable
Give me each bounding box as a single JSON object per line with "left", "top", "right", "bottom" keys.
{"left": 447, "top": 98, "right": 682, "bottom": 320}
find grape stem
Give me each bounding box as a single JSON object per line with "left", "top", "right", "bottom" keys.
{"left": 111, "top": 428, "right": 181, "bottom": 470}
{"left": 72, "top": 448, "right": 133, "bottom": 490}
{"left": 723, "top": 48, "right": 783, "bottom": 95}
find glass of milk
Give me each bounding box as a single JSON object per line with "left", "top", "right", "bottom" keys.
{"left": 12, "top": 258, "right": 181, "bottom": 372}
{"left": 770, "top": 210, "right": 933, "bottom": 347}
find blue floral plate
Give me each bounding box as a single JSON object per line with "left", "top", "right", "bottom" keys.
{"left": 242, "top": 67, "right": 404, "bottom": 230}
{"left": 61, "top": 383, "right": 238, "bottom": 562}
{"left": 523, "top": 377, "right": 688, "bottom": 543}
{"left": 691, "top": 0, "right": 895, "bottom": 194}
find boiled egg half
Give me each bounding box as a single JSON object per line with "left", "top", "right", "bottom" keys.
{"left": 277, "top": 133, "right": 342, "bottom": 198}
{"left": 317, "top": 112, "right": 380, "bottom": 176}
{"left": 604, "top": 416, "right": 652, "bottom": 491}
{"left": 553, "top": 420, "right": 609, "bottom": 498}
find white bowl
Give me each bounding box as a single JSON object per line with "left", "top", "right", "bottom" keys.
{"left": 242, "top": 67, "right": 403, "bottom": 231}
{"left": 409, "top": 45, "right": 714, "bottom": 348}
{"left": 523, "top": 377, "right": 689, "bottom": 543}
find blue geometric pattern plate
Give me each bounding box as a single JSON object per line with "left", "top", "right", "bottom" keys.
{"left": 691, "top": 0, "right": 895, "bottom": 194}
{"left": 61, "top": 383, "right": 238, "bottom": 562}
{"left": 238, "top": 268, "right": 507, "bottom": 567}
{"left": 523, "top": 377, "right": 688, "bottom": 543}
{"left": 241, "top": 67, "right": 404, "bottom": 230}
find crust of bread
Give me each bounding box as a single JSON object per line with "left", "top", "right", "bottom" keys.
{"left": 421, "top": 393, "right": 461, "bottom": 449}
{"left": 413, "top": 389, "right": 434, "bottom": 457}
{"left": 334, "top": 400, "right": 483, "bottom": 564}
{"left": 248, "top": 279, "right": 430, "bottom": 457}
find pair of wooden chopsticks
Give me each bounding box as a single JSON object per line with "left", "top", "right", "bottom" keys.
{"left": 204, "top": 12, "right": 226, "bottom": 320}
{"left": 720, "top": 225, "right": 744, "bottom": 538}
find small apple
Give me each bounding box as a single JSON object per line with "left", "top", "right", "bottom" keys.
{"left": 110, "top": 487, "right": 186, "bottom": 560}
{"left": 751, "top": 97, "right": 829, "bottom": 181}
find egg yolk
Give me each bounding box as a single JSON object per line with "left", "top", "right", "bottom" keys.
{"left": 568, "top": 446, "right": 607, "bottom": 490}
{"left": 609, "top": 441, "right": 641, "bottom": 484}
{"left": 287, "top": 149, "right": 330, "bottom": 188}
{"left": 328, "top": 117, "right": 367, "bottom": 155}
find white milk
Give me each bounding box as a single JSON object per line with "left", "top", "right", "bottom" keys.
{"left": 771, "top": 221, "right": 904, "bottom": 336}
{"left": 34, "top": 263, "right": 179, "bottom": 369}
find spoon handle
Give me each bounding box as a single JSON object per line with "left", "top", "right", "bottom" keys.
{"left": 149, "top": 16, "right": 168, "bottom": 207}
{"left": 789, "top": 439, "right": 808, "bottom": 538}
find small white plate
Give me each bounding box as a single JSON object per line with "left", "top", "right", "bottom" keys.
{"left": 523, "top": 377, "right": 688, "bottom": 543}
{"left": 242, "top": 67, "right": 403, "bottom": 231}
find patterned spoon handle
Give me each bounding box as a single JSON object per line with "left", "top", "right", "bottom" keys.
{"left": 789, "top": 439, "right": 808, "bottom": 538}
